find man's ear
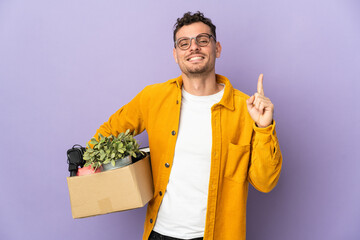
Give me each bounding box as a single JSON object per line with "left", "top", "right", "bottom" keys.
{"left": 216, "top": 41, "right": 222, "bottom": 58}
{"left": 173, "top": 48, "right": 178, "bottom": 63}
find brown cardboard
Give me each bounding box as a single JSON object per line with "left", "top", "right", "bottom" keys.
{"left": 67, "top": 155, "right": 153, "bottom": 218}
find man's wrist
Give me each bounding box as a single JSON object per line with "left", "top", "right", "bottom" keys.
{"left": 255, "top": 120, "right": 274, "bottom": 128}
{"left": 253, "top": 120, "right": 276, "bottom": 135}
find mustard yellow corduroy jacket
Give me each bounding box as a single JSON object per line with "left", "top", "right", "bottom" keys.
{"left": 92, "top": 74, "right": 282, "bottom": 240}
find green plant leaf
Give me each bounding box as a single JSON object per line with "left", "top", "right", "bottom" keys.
{"left": 100, "top": 150, "right": 106, "bottom": 160}
{"left": 84, "top": 130, "right": 141, "bottom": 169}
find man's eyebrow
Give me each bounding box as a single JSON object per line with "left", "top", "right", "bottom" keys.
{"left": 175, "top": 37, "right": 189, "bottom": 42}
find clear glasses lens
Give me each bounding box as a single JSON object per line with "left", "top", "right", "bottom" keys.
{"left": 196, "top": 34, "right": 210, "bottom": 46}
{"left": 177, "top": 34, "right": 211, "bottom": 50}
{"left": 178, "top": 39, "right": 190, "bottom": 49}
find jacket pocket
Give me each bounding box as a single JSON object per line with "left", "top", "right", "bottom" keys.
{"left": 224, "top": 143, "right": 251, "bottom": 183}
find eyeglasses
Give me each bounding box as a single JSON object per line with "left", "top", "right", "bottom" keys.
{"left": 174, "top": 33, "right": 216, "bottom": 50}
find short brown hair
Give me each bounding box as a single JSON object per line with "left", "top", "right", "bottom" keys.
{"left": 173, "top": 11, "right": 217, "bottom": 42}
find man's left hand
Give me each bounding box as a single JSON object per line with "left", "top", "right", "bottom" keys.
{"left": 246, "top": 74, "right": 274, "bottom": 128}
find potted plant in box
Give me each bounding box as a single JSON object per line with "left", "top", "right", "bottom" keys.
{"left": 82, "top": 129, "right": 143, "bottom": 172}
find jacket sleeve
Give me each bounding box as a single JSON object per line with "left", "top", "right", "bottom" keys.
{"left": 91, "top": 87, "right": 148, "bottom": 140}
{"left": 247, "top": 121, "right": 282, "bottom": 193}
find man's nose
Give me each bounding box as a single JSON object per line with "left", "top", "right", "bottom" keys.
{"left": 189, "top": 38, "right": 200, "bottom": 51}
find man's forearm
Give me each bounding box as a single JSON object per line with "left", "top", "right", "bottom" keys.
{"left": 248, "top": 122, "right": 282, "bottom": 193}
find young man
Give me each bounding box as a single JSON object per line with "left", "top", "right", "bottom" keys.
{"left": 92, "top": 12, "right": 282, "bottom": 240}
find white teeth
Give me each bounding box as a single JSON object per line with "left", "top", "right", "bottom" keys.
{"left": 189, "top": 57, "right": 203, "bottom": 61}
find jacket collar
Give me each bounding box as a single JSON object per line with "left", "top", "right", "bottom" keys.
{"left": 168, "top": 74, "right": 235, "bottom": 110}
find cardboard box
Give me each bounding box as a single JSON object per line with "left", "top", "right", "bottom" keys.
{"left": 67, "top": 155, "right": 153, "bottom": 218}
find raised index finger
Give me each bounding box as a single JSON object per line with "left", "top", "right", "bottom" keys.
{"left": 257, "top": 73, "right": 264, "bottom": 95}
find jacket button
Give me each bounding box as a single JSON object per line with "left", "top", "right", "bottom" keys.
{"left": 150, "top": 218, "right": 153, "bottom": 223}
{"left": 171, "top": 130, "right": 176, "bottom": 135}
{"left": 176, "top": 100, "right": 179, "bottom": 104}
{"left": 165, "top": 163, "right": 170, "bottom": 168}
{"left": 159, "top": 191, "right": 163, "bottom": 196}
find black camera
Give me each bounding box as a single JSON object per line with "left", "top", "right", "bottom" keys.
{"left": 67, "top": 144, "right": 86, "bottom": 177}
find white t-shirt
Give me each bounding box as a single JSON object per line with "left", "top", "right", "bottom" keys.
{"left": 153, "top": 86, "right": 224, "bottom": 239}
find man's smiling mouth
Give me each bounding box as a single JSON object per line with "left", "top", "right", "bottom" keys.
{"left": 187, "top": 56, "right": 205, "bottom": 62}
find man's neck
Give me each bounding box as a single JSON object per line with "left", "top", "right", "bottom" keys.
{"left": 182, "top": 72, "right": 224, "bottom": 96}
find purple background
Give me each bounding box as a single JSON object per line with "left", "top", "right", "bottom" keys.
{"left": 0, "top": 0, "right": 359, "bottom": 239}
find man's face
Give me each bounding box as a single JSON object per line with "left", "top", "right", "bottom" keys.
{"left": 173, "top": 22, "right": 222, "bottom": 77}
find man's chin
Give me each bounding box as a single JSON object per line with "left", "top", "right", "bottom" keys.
{"left": 184, "top": 71, "right": 210, "bottom": 79}
{"left": 187, "top": 66, "right": 208, "bottom": 75}
{"left": 179, "top": 63, "right": 213, "bottom": 76}
{"left": 188, "top": 70, "right": 206, "bottom": 74}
